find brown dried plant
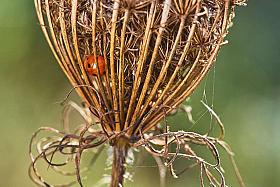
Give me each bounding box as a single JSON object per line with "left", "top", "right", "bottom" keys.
{"left": 30, "top": 0, "right": 247, "bottom": 187}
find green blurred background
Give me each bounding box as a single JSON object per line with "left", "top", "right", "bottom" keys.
{"left": 1, "top": 1, "right": 279, "bottom": 186}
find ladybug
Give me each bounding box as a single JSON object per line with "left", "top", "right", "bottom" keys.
{"left": 84, "top": 54, "right": 106, "bottom": 76}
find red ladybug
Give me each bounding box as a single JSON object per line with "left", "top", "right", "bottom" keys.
{"left": 84, "top": 54, "right": 106, "bottom": 76}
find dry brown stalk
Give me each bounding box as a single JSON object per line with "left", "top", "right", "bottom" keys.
{"left": 30, "top": 0, "right": 247, "bottom": 186}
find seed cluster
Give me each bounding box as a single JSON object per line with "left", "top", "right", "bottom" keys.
{"left": 37, "top": 0, "right": 237, "bottom": 135}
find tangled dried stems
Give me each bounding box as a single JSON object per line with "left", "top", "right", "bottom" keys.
{"left": 31, "top": 0, "right": 247, "bottom": 186}
{"left": 29, "top": 86, "right": 245, "bottom": 187}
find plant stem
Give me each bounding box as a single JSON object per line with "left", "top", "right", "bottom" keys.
{"left": 110, "top": 137, "right": 130, "bottom": 187}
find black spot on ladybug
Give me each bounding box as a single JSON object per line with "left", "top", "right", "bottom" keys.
{"left": 88, "top": 64, "right": 91, "bottom": 68}
{"left": 86, "top": 58, "right": 89, "bottom": 60}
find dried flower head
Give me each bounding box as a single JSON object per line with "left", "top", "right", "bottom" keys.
{"left": 30, "top": 0, "right": 247, "bottom": 186}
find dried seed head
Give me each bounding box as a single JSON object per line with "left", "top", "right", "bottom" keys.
{"left": 35, "top": 0, "right": 244, "bottom": 136}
